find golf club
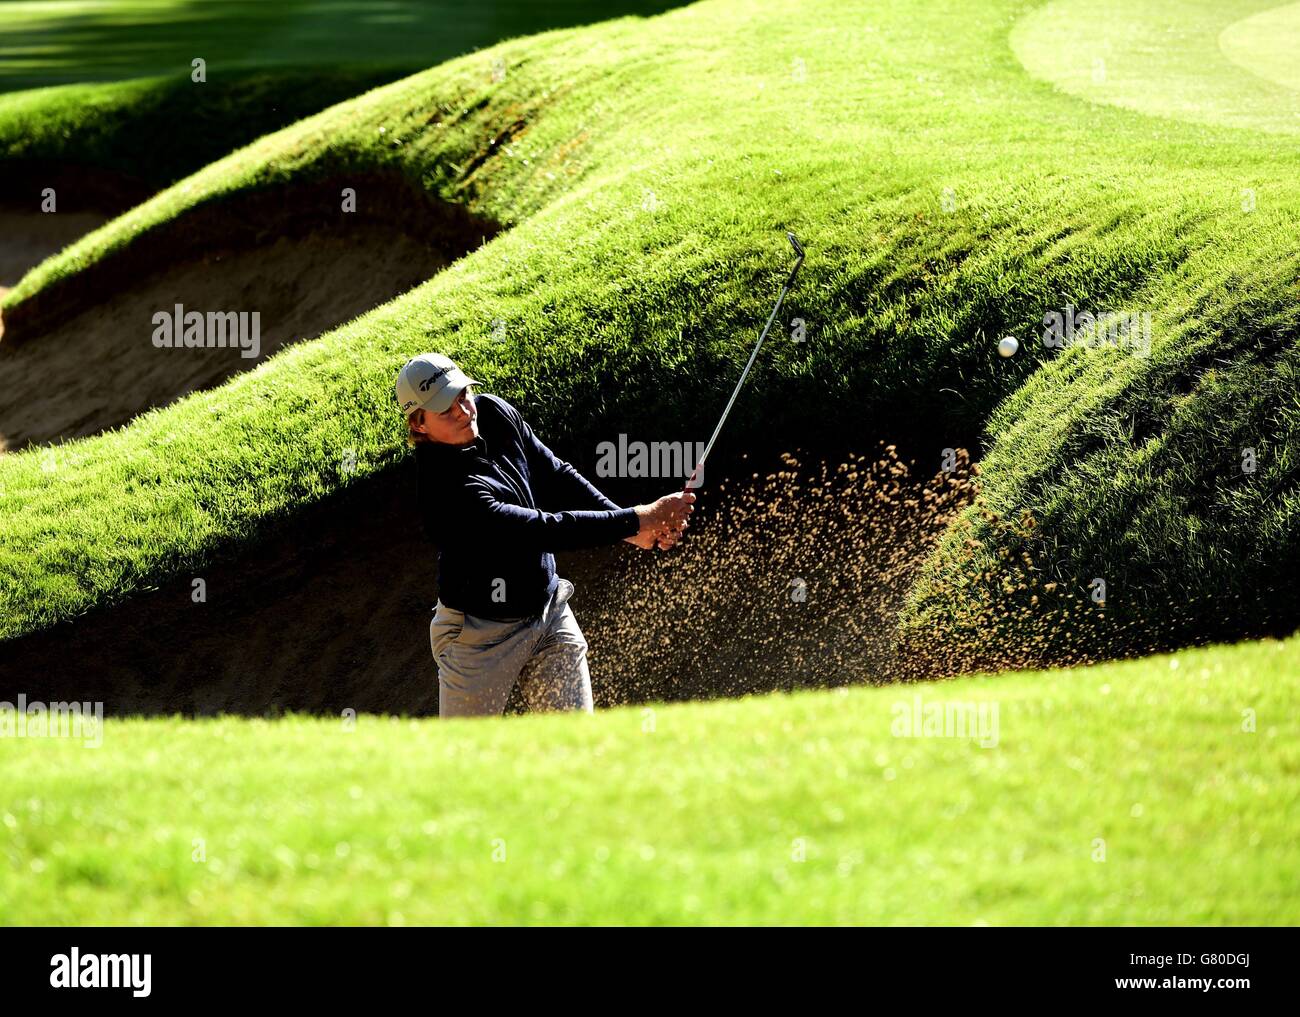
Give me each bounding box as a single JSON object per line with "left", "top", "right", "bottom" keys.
{"left": 682, "top": 230, "right": 805, "bottom": 493}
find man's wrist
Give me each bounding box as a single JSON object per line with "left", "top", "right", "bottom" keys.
{"left": 619, "top": 505, "right": 643, "bottom": 537}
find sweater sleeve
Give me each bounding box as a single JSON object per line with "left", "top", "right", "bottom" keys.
{"left": 455, "top": 477, "right": 640, "bottom": 550}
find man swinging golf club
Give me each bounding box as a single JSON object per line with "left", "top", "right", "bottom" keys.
{"left": 398, "top": 231, "right": 803, "bottom": 718}
{"left": 396, "top": 354, "right": 695, "bottom": 718}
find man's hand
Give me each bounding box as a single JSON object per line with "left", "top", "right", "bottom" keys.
{"left": 624, "top": 529, "right": 660, "bottom": 550}
{"left": 625, "top": 491, "right": 696, "bottom": 550}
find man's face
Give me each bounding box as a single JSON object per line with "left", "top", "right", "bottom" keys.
{"left": 412, "top": 386, "right": 478, "bottom": 446}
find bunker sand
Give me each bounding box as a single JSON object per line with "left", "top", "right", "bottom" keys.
{"left": 0, "top": 447, "right": 981, "bottom": 715}
{"left": 0, "top": 208, "right": 111, "bottom": 305}
{"left": 0, "top": 173, "right": 497, "bottom": 451}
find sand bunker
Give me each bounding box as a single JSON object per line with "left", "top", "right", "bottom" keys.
{"left": 0, "top": 161, "right": 154, "bottom": 310}
{"left": 0, "top": 228, "right": 453, "bottom": 450}
{"left": 0, "top": 208, "right": 111, "bottom": 304}
{"left": 0, "top": 173, "right": 497, "bottom": 451}
{"left": 0, "top": 446, "right": 979, "bottom": 717}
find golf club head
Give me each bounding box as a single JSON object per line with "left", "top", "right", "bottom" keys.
{"left": 785, "top": 231, "right": 805, "bottom": 285}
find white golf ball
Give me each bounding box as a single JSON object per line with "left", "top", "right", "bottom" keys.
{"left": 998, "top": 335, "right": 1019, "bottom": 358}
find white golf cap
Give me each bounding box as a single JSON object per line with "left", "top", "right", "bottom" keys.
{"left": 394, "top": 353, "right": 481, "bottom": 416}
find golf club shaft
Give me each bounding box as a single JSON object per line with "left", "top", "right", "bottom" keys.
{"left": 684, "top": 233, "right": 804, "bottom": 492}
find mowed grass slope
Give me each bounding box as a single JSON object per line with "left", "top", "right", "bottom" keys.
{"left": 2, "top": 635, "right": 1295, "bottom": 924}
{"left": 0, "top": 2, "right": 682, "bottom": 195}
{"left": 0, "top": 0, "right": 1298, "bottom": 659}
{"left": 908, "top": 0, "right": 1300, "bottom": 662}
{"left": 0, "top": 67, "right": 410, "bottom": 194}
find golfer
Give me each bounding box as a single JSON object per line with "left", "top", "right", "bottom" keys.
{"left": 395, "top": 353, "right": 695, "bottom": 718}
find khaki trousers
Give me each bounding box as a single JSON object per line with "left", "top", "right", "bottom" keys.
{"left": 429, "top": 578, "right": 594, "bottom": 718}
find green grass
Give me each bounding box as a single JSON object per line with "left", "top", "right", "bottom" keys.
{"left": 1, "top": 0, "right": 1298, "bottom": 659}
{"left": 0, "top": 66, "right": 411, "bottom": 191}
{"left": 1, "top": 0, "right": 1295, "bottom": 930}
{"left": 2, "top": 634, "right": 1295, "bottom": 924}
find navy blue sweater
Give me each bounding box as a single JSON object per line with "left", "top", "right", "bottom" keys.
{"left": 417, "top": 394, "right": 639, "bottom": 620}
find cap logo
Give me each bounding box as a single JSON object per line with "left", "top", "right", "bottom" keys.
{"left": 417, "top": 366, "right": 449, "bottom": 392}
